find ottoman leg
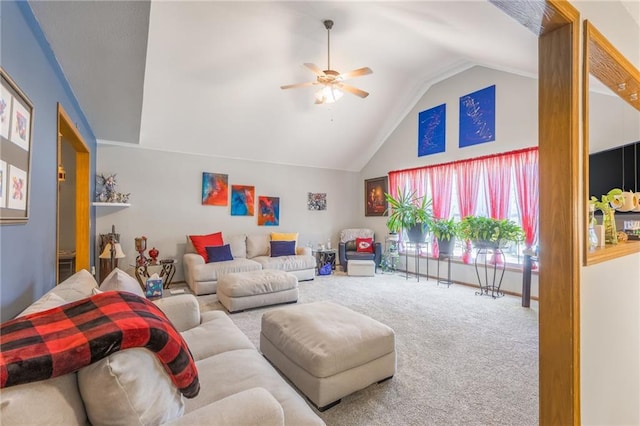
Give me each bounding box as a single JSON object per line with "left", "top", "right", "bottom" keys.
{"left": 317, "top": 399, "right": 341, "bottom": 412}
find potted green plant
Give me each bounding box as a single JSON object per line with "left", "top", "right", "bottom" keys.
{"left": 430, "top": 218, "right": 459, "bottom": 255}
{"left": 384, "top": 188, "right": 434, "bottom": 243}
{"left": 589, "top": 188, "right": 623, "bottom": 244}
{"left": 459, "top": 216, "right": 524, "bottom": 249}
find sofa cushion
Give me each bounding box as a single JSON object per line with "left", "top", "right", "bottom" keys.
{"left": 180, "top": 311, "right": 255, "bottom": 361}
{"left": 227, "top": 234, "right": 247, "bottom": 259}
{"left": 78, "top": 348, "right": 184, "bottom": 425}
{"left": 17, "top": 292, "right": 67, "bottom": 317}
{"left": 270, "top": 240, "right": 296, "bottom": 257}
{"left": 0, "top": 373, "right": 87, "bottom": 425}
{"left": 206, "top": 244, "right": 234, "bottom": 263}
{"left": 246, "top": 234, "right": 270, "bottom": 258}
{"left": 100, "top": 267, "right": 145, "bottom": 297}
{"left": 356, "top": 237, "right": 374, "bottom": 253}
{"left": 271, "top": 232, "right": 298, "bottom": 247}
{"left": 189, "top": 232, "right": 223, "bottom": 261}
{"left": 252, "top": 255, "right": 315, "bottom": 272}
{"left": 192, "top": 258, "right": 262, "bottom": 282}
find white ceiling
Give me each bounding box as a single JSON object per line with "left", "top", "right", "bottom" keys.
{"left": 28, "top": 1, "right": 551, "bottom": 171}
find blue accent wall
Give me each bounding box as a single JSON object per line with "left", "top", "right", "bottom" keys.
{"left": 0, "top": 0, "right": 96, "bottom": 321}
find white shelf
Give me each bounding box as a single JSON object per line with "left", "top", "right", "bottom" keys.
{"left": 92, "top": 202, "right": 131, "bottom": 207}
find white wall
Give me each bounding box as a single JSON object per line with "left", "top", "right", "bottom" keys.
{"left": 575, "top": 1, "right": 640, "bottom": 424}
{"left": 360, "top": 65, "right": 539, "bottom": 296}
{"left": 96, "top": 144, "right": 360, "bottom": 281}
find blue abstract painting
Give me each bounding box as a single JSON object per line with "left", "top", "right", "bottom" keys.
{"left": 459, "top": 85, "right": 496, "bottom": 148}
{"left": 418, "top": 103, "right": 446, "bottom": 157}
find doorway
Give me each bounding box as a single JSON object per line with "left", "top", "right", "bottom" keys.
{"left": 56, "top": 103, "right": 90, "bottom": 283}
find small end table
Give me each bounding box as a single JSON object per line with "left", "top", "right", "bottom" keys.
{"left": 133, "top": 259, "right": 177, "bottom": 290}
{"left": 312, "top": 249, "right": 337, "bottom": 274}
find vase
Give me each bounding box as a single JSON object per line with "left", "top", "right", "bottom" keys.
{"left": 603, "top": 209, "right": 617, "bottom": 245}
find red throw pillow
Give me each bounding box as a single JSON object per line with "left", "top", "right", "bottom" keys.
{"left": 189, "top": 232, "right": 223, "bottom": 262}
{"left": 356, "top": 237, "right": 374, "bottom": 253}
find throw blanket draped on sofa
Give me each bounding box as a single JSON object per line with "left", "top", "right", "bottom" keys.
{"left": 0, "top": 291, "right": 199, "bottom": 398}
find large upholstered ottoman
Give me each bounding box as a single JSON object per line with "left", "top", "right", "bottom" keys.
{"left": 347, "top": 259, "right": 375, "bottom": 276}
{"left": 260, "top": 301, "right": 396, "bottom": 411}
{"left": 217, "top": 270, "right": 298, "bottom": 312}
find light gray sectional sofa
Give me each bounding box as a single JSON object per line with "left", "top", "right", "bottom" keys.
{"left": 183, "top": 233, "right": 316, "bottom": 295}
{"left": 0, "top": 269, "right": 325, "bottom": 425}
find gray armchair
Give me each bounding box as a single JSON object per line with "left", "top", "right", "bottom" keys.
{"left": 338, "top": 228, "right": 382, "bottom": 273}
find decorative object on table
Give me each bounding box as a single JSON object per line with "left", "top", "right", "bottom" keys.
{"left": 615, "top": 190, "right": 638, "bottom": 212}
{"left": 145, "top": 273, "right": 163, "bottom": 298}
{"left": 202, "top": 172, "right": 228, "bottom": 206}
{"left": 98, "top": 225, "right": 126, "bottom": 283}
{"left": 307, "top": 192, "right": 327, "bottom": 211}
{"left": 418, "top": 103, "right": 446, "bottom": 157}
{"left": 148, "top": 247, "right": 159, "bottom": 263}
{"left": 616, "top": 231, "right": 629, "bottom": 243}
{"left": 95, "top": 173, "right": 130, "bottom": 203}
{"left": 134, "top": 236, "right": 148, "bottom": 266}
{"left": 365, "top": 176, "right": 388, "bottom": 217}
{"left": 257, "top": 196, "right": 279, "bottom": 226}
{"left": 588, "top": 204, "right": 599, "bottom": 250}
{"left": 230, "top": 184, "right": 255, "bottom": 216}
{"left": 1, "top": 68, "right": 33, "bottom": 224}
{"left": 589, "top": 188, "right": 623, "bottom": 245}
{"left": 384, "top": 187, "right": 433, "bottom": 243}
{"left": 459, "top": 84, "right": 495, "bottom": 148}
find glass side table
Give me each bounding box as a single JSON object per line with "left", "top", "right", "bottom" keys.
{"left": 312, "top": 249, "right": 337, "bottom": 274}
{"left": 132, "top": 259, "right": 177, "bottom": 290}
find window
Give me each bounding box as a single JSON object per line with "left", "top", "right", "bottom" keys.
{"left": 389, "top": 147, "right": 538, "bottom": 266}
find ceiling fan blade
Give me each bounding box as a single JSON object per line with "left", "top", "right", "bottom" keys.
{"left": 337, "top": 83, "right": 369, "bottom": 98}
{"left": 304, "top": 63, "right": 326, "bottom": 76}
{"left": 339, "top": 67, "right": 373, "bottom": 80}
{"left": 280, "top": 81, "right": 316, "bottom": 90}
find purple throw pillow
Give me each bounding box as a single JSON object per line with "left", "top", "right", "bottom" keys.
{"left": 270, "top": 240, "right": 296, "bottom": 257}
{"left": 205, "top": 244, "right": 233, "bottom": 263}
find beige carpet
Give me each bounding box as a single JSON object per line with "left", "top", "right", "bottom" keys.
{"left": 192, "top": 271, "right": 539, "bottom": 426}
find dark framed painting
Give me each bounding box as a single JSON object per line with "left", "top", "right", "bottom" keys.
{"left": 365, "top": 176, "right": 388, "bottom": 217}
{"left": 1, "top": 67, "right": 33, "bottom": 224}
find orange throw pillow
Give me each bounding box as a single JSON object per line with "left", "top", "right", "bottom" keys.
{"left": 189, "top": 232, "right": 223, "bottom": 262}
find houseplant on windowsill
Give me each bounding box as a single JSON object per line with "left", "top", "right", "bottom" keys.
{"left": 459, "top": 216, "right": 524, "bottom": 249}
{"left": 430, "top": 218, "right": 459, "bottom": 255}
{"left": 384, "top": 188, "right": 434, "bottom": 243}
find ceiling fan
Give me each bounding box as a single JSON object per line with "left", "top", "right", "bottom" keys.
{"left": 280, "top": 19, "right": 373, "bottom": 104}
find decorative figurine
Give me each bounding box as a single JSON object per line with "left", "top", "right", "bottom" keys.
{"left": 148, "top": 247, "right": 159, "bottom": 263}
{"left": 135, "top": 236, "right": 147, "bottom": 266}
{"left": 96, "top": 173, "right": 130, "bottom": 203}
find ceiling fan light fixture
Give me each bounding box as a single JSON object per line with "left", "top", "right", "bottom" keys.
{"left": 315, "top": 85, "right": 343, "bottom": 104}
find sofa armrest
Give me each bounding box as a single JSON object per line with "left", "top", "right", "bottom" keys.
{"left": 183, "top": 253, "right": 205, "bottom": 287}
{"left": 374, "top": 242, "right": 383, "bottom": 271}
{"left": 153, "top": 294, "right": 201, "bottom": 332}
{"left": 162, "top": 387, "right": 284, "bottom": 426}
{"left": 297, "top": 246, "right": 312, "bottom": 256}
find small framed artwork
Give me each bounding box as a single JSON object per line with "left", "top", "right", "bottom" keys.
{"left": 258, "top": 196, "right": 279, "bottom": 226}
{"left": 365, "top": 176, "right": 388, "bottom": 217}
{"left": 459, "top": 85, "right": 496, "bottom": 148}
{"left": 418, "top": 103, "right": 446, "bottom": 157}
{"left": 1, "top": 67, "right": 33, "bottom": 224}
{"left": 230, "top": 184, "right": 255, "bottom": 216}
{"left": 308, "top": 192, "right": 327, "bottom": 211}
{"left": 202, "top": 172, "right": 228, "bottom": 206}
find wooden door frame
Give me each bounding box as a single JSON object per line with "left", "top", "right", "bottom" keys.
{"left": 490, "top": 1, "right": 581, "bottom": 424}
{"left": 57, "top": 103, "right": 90, "bottom": 281}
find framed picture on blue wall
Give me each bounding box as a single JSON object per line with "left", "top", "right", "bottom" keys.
{"left": 418, "top": 103, "right": 446, "bottom": 157}
{"left": 459, "top": 85, "right": 496, "bottom": 148}
{"left": 1, "top": 67, "right": 33, "bottom": 225}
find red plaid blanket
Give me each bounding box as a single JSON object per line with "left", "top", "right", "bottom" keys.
{"left": 0, "top": 291, "right": 199, "bottom": 398}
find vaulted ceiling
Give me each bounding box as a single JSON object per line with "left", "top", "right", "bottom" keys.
{"left": 28, "top": 1, "right": 638, "bottom": 171}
